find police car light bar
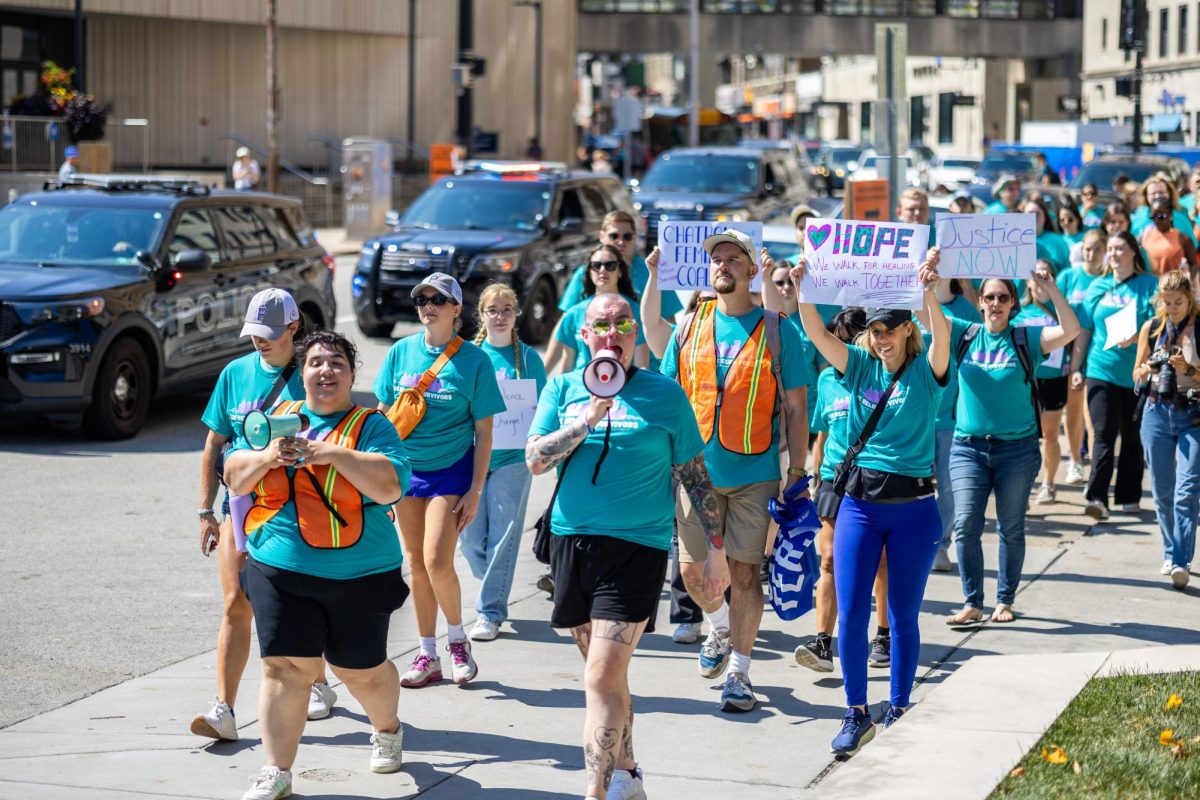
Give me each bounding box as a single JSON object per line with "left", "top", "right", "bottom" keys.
{"left": 49, "top": 174, "right": 212, "bottom": 195}
{"left": 461, "top": 160, "right": 568, "bottom": 175}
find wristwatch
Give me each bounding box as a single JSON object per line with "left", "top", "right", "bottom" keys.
{"left": 787, "top": 467, "right": 809, "bottom": 479}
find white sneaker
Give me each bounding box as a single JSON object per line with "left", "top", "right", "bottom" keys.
{"left": 931, "top": 546, "right": 952, "bottom": 572}
{"left": 243, "top": 766, "right": 292, "bottom": 800}
{"left": 307, "top": 682, "right": 337, "bottom": 720}
{"left": 1036, "top": 483, "right": 1056, "bottom": 504}
{"left": 448, "top": 639, "right": 478, "bottom": 684}
{"left": 470, "top": 618, "right": 500, "bottom": 641}
{"left": 1084, "top": 500, "right": 1109, "bottom": 521}
{"left": 1161, "top": 559, "right": 1174, "bottom": 576}
{"left": 1065, "top": 461, "right": 1086, "bottom": 485}
{"left": 1119, "top": 502, "right": 1142, "bottom": 513}
{"left": 1171, "top": 566, "right": 1190, "bottom": 590}
{"left": 370, "top": 727, "right": 404, "bottom": 773}
{"left": 190, "top": 696, "right": 237, "bottom": 741}
{"left": 606, "top": 766, "right": 647, "bottom": 800}
{"left": 672, "top": 622, "right": 702, "bottom": 644}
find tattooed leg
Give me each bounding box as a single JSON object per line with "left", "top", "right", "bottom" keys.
{"left": 570, "top": 622, "right": 591, "bottom": 660}
{"left": 580, "top": 618, "right": 646, "bottom": 798}
{"left": 617, "top": 705, "right": 636, "bottom": 771}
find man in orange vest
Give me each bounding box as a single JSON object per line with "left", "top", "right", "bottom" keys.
{"left": 660, "top": 228, "right": 811, "bottom": 713}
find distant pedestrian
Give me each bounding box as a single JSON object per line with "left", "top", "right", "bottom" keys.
{"left": 1034, "top": 152, "right": 1060, "bottom": 186}
{"left": 232, "top": 147, "right": 262, "bottom": 191}
{"left": 526, "top": 137, "right": 544, "bottom": 160}
{"left": 58, "top": 145, "right": 80, "bottom": 180}
{"left": 1131, "top": 173, "right": 1197, "bottom": 247}
{"left": 1140, "top": 198, "right": 1198, "bottom": 278}
{"left": 1078, "top": 183, "right": 1104, "bottom": 228}
{"left": 986, "top": 175, "right": 1021, "bottom": 214}
{"left": 590, "top": 149, "right": 613, "bottom": 174}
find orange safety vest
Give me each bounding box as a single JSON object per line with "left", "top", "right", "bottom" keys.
{"left": 677, "top": 301, "right": 782, "bottom": 456}
{"left": 243, "top": 401, "right": 378, "bottom": 549}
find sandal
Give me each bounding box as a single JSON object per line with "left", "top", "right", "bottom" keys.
{"left": 991, "top": 605, "right": 1017, "bottom": 623}
{"left": 946, "top": 607, "right": 985, "bottom": 627}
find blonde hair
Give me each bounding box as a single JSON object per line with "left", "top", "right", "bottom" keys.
{"left": 473, "top": 283, "right": 523, "bottom": 377}
{"left": 853, "top": 321, "right": 925, "bottom": 360}
{"left": 1141, "top": 171, "right": 1180, "bottom": 209}
{"left": 1153, "top": 271, "right": 1200, "bottom": 328}
{"left": 601, "top": 210, "right": 637, "bottom": 232}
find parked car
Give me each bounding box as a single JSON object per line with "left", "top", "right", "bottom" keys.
{"left": 353, "top": 161, "right": 636, "bottom": 344}
{"left": 851, "top": 151, "right": 925, "bottom": 188}
{"left": 812, "top": 143, "right": 865, "bottom": 196}
{"left": 632, "top": 146, "right": 809, "bottom": 244}
{"left": 0, "top": 174, "right": 337, "bottom": 438}
{"left": 737, "top": 138, "right": 816, "bottom": 188}
{"left": 928, "top": 154, "right": 982, "bottom": 194}
{"left": 1068, "top": 152, "right": 1191, "bottom": 206}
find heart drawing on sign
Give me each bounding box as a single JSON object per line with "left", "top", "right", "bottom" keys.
{"left": 807, "top": 224, "right": 832, "bottom": 251}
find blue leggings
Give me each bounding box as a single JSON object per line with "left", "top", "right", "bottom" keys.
{"left": 834, "top": 494, "right": 941, "bottom": 709}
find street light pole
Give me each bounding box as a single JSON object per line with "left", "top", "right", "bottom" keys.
{"left": 688, "top": 0, "right": 699, "bottom": 147}
{"left": 265, "top": 0, "right": 279, "bottom": 193}
{"left": 407, "top": 0, "right": 416, "bottom": 158}
{"left": 74, "top": 0, "right": 84, "bottom": 93}
{"left": 516, "top": 1, "right": 542, "bottom": 151}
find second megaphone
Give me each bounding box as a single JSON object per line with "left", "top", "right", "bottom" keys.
{"left": 581, "top": 349, "right": 626, "bottom": 398}
{"left": 243, "top": 409, "right": 310, "bottom": 450}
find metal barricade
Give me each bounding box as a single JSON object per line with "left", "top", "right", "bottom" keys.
{"left": 0, "top": 115, "right": 151, "bottom": 172}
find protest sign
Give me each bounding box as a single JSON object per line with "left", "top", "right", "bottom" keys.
{"left": 1102, "top": 302, "right": 1138, "bottom": 351}
{"left": 657, "top": 221, "right": 763, "bottom": 291}
{"left": 797, "top": 218, "right": 930, "bottom": 310}
{"left": 936, "top": 213, "right": 1037, "bottom": 280}
{"left": 493, "top": 379, "right": 538, "bottom": 449}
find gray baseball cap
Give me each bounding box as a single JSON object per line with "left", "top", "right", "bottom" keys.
{"left": 410, "top": 272, "right": 463, "bottom": 304}
{"left": 702, "top": 229, "right": 756, "bottom": 264}
{"left": 241, "top": 288, "right": 299, "bottom": 339}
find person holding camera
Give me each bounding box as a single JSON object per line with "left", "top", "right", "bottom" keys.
{"left": 192, "top": 289, "right": 339, "bottom": 742}
{"left": 1133, "top": 271, "right": 1200, "bottom": 589}
{"left": 527, "top": 292, "right": 729, "bottom": 800}
{"left": 225, "top": 331, "right": 411, "bottom": 800}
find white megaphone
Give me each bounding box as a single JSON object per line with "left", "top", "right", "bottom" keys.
{"left": 242, "top": 409, "right": 310, "bottom": 450}
{"left": 582, "top": 349, "right": 626, "bottom": 398}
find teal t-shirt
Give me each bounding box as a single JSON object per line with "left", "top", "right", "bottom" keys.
{"left": 240, "top": 407, "right": 411, "bottom": 579}
{"left": 479, "top": 338, "right": 547, "bottom": 470}
{"left": 373, "top": 332, "right": 507, "bottom": 471}
{"left": 660, "top": 306, "right": 811, "bottom": 488}
{"left": 559, "top": 255, "right": 684, "bottom": 318}
{"left": 951, "top": 317, "right": 1044, "bottom": 440}
{"left": 554, "top": 296, "right": 647, "bottom": 371}
{"left": 1079, "top": 272, "right": 1160, "bottom": 388}
{"left": 201, "top": 351, "right": 305, "bottom": 446}
{"left": 1057, "top": 265, "right": 1102, "bottom": 314}
{"left": 1062, "top": 231, "right": 1084, "bottom": 247}
{"left": 985, "top": 200, "right": 1015, "bottom": 215}
{"left": 1080, "top": 204, "right": 1104, "bottom": 229}
{"left": 1037, "top": 231, "right": 1071, "bottom": 273}
{"left": 811, "top": 367, "right": 851, "bottom": 482}
{"left": 838, "top": 345, "right": 946, "bottom": 478}
{"left": 529, "top": 369, "right": 703, "bottom": 550}
{"left": 1131, "top": 206, "right": 1198, "bottom": 246}
{"left": 1014, "top": 304, "right": 1067, "bottom": 379}
{"left": 787, "top": 306, "right": 838, "bottom": 426}
{"left": 917, "top": 294, "right": 980, "bottom": 431}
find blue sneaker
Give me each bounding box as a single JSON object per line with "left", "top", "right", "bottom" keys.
{"left": 719, "top": 671, "right": 757, "bottom": 713}
{"left": 830, "top": 707, "right": 875, "bottom": 757}
{"left": 698, "top": 628, "right": 731, "bottom": 679}
{"left": 881, "top": 702, "right": 905, "bottom": 729}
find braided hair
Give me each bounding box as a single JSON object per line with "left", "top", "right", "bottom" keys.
{"left": 473, "top": 282, "right": 523, "bottom": 378}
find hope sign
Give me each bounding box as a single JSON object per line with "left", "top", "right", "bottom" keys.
{"left": 806, "top": 221, "right": 915, "bottom": 260}
{"left": 799, "top": 217, "right": 929, "bottom": 311}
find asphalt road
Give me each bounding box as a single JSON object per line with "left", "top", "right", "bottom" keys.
{"left": 0, "top": 253, "right": 466, "bottom": 729}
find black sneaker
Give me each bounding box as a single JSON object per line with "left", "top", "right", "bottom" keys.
{"left": 867, "top": 634, "right": 890, "bottom": 668}
{"left": 535, "top": 573, "right": 554, "bottom": 595}
{"left": 794, "top": 637, "right": 834, "bottom": 672}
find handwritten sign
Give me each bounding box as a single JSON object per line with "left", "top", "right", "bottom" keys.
{"left": 936, "top": 213, "right": 1037, "bottom": 280}
{"left": 1103, "top": 302, "right": 1138, "bottom": 351}
{"left": 657, "top": 221, "right": 763, "bottom": 291}
{"left": 494, "top": 378, "right": 538, "bottom": 450}
{"left": 798, "top": 218, "right": 930, "bottom": 311}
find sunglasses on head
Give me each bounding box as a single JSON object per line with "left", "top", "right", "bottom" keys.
{"left": 605, "top": 232, "right": 635, "bottom": 242}
{"left": 982, "top": 293, "right": 1012, "bottom": 304}
{"left": 589, "top": 260, "right": 620, "bottom": 273}
{"left": 589, "top": 318, "right": 635, "bottom": 336}
{"left": 413, "top": 293, "right": 453, "bottom": 307}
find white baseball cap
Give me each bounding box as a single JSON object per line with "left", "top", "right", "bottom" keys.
{"left": 241, "top": 288, "right": 299, "bottom": 339}
{"left": 702, "top": 229, "right": 756, "bottom": 264}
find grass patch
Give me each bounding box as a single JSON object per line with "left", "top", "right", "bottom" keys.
{"left": 988, "top": 670, "right": 1200, "bottom": 800}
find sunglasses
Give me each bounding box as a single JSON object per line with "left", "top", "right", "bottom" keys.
{"left": 1152, "top": 213, "right": 1171, "bottom": 220}
{"left": 589, "top": 260, "right": 620, "bottom": 273}
{"left": 982, "top": 293, "right": 1012, "bottom": 304}
{"left": 1081, "top": 191, "right": 1097, "bottom": 197}
{"left": 773, "top": 279, "right": 791, "bottom": 288}
{"left": 413, "top": 294, "right": 453, "bottom": 307}
{"left": 605, "top": 232, "right": 635, "bottom": 243}
{"left": 588, "top": 318, "right": 635, "bottom": 336}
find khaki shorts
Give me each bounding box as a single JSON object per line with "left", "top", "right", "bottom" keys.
{"left": 676, "top": 480, "right": 776, "bottom": 565}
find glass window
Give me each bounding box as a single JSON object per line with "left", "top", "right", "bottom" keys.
{"left": 214, "top": 205, "right": 277, "bottom": 259}
{"left": 1180, "top": 5, "right": 1189, "bottom": 54}
{"left": 1161, "top": 8, "right": 1170, "bottom": 58}
{"left": 579, "top": 185, "right": 610, "bottom": 221}
{"left": 938, "top": 92, "right": 955, "bottom": 145}
{"left": 910, "top": 95, "right": 926, "bottom": 143}
{"left": 0, "top": 203, "right": 166, "bottom": 266}
{"left": 402, "top": 181, "right": 549, "bottom": 231}
{"left": 1102, "top": 17, "right": 1108, "bottom": 50}
{"left": 168, "top": 209, "right": 222, "bottom": 262}
{"left": 860, "top": 101, "right": 872, "bottom": 143}
{"left": 263, "top": 207, "right": 301, "bottom": 252}
{"left": 639, "top": 154, "right": 761, "bottom": 194}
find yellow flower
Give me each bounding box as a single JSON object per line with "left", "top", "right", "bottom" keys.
{"left": 1165, "top": 693, "right": 1183, "bottom": 710}
{"left": 1160, "top": 729, "right": 1181, "bottom": 747}
{"left": 1041, "top": 745, "right": 1068, "bottom": 765}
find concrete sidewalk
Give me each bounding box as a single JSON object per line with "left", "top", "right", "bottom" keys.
{"left": 1, "top": 472, "right": 1196, "bottom": 799}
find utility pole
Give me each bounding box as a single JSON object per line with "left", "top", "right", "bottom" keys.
{"left": 74, "top": 0, "right": 84, "bottom": 93}
{"left": 265, "top": 0, "right": 279, "bottom": 193}
{"left": 516, "top": 1, "right": 542, "bottom": 150}
{"left": 1132, "top": 47, "right": 1144, "bottom": 153}
{"left": 407, "top": 0, "right": 416, "bottom": 158}
{"left": 688, "top": 0, "right": 700, "bottom": 147}
{"left": 1120, "top": 0, "right": 1146, "bottom": 152}
{"left": 456, "top": 0, "right": 474, "bottom": 151}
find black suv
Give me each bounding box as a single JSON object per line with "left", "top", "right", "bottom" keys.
{"left": 0, "top": 175, "right": 337, "bottom": 439}
{"left": 632, "top": 146, "right": 809, "bottom": 243}
{"left": 1069, "top": 153, "right": 1191, "bottom": 205}
{"left": 353, "top": 162, "right": 637, "bottom": 344}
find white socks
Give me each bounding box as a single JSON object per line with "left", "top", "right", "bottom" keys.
{"left": 729, "top": 649, "right": 752, "bottom": 678}
{"left": 419, "top": 637, "right": 437, "bottom": 658}
{"left": 447, "top": 623, "right": 466, "bottom": 643}
{"left": 704, "top": 601, "right": 730, "bottom": 634}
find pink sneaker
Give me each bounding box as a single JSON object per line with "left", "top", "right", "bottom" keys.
{"left": 399, "top": 653, "right": 443, "bottom": 688}
{"left": 448, "top": 640, "right": 478, "bottom": 684}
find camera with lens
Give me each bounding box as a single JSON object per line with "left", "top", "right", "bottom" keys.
{"left": 1147, "top": 348, "right": 1178, "bottom": 398}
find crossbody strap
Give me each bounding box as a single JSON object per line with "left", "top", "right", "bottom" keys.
{"left": 416, "top": 336, "right": 463, "bottom": 394}
{"left": 262, "top": 364, "right": 297, "bottom": 409}
{"left": 837, "top": 357, "right": 910, "bottom": 476}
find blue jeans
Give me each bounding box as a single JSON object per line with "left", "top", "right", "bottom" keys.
{"left": 935, "top": 427, "right": 956, "bottom": 548}
{"left": 1141, "top": 401, "right": 1200, "bottom": 569}
{"left": 460, "top": 462, "right": 533, "bottom": 623}
{"left": 950, "top": 435, "right": 1041, "bottom": 609}
{"left": 834, "top": 494, "right": 941, "bottom": 709}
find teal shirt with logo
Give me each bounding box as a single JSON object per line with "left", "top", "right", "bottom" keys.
{"left": 950, "top": 316, "right": 1045, "bottom": 440}
{"left": 1079, "top": 272, "right": 1160, "bottom": 389}
{"left": 811, "top": 367, "right": 851, "bottom": 482}
{"left": 554, "top": 296, "right": 647, "bottom": 371}
{"left": 917, "top": 293, "right": 980, "bottom": 431}
{"left": 1037, "top": 231, "right": 1071, "bottom": 273}
{"left": 374, "top": 332, "right": 506, "bottom": 471}
{"left": 478, "top": 339, "right": 548, "bottom": 470}
{"left": 239, "top": 407, "right": 411, "bottom": 579}
{"left": 839, "top": 345, "right": 946, "bottom": 478}
{"left": 1057, "top": 265, "right": 1102, "bottom": 315}
{"left": 787, "top": 306, "right": 838, "bottom": 426}
{"left": 1014, "top": 303, "right": 1067, "bottom": 379}
{"left": 529, "top": 369, "right": 703, "bottom": 550}
{"left": 201, "top": 351, "right": 305, "bottom": 446}
{"left": 661, "top": 306, "right": 811, "bottom": 488}
{"left": 559, "top": 255, "right": 684, "bottom": 318}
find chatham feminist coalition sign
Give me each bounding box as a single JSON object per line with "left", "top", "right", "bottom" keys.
{"left": 657, "top": 221, "right": 763, "bottom": 291}
{"left": 797, "top": 218, "right": 930, "bottom": 310}
{"left": 935, "top": 213, "right": 1037, "bottom": 280}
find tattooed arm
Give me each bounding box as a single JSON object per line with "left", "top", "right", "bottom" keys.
{"left": 526, "top": 395, "right": 612, "bottom": 475}
{"left": 673, "top": 453, "right": 732, "bottom": 602}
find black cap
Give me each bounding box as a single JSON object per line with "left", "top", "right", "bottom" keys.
{"left": 865, "top": 308, "right": 913, "bottom": 329}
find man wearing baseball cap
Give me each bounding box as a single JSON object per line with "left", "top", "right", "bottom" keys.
{"left": 660, "top": 227, "right": 812, "bottom": 713}
{"left": 233, "top": 146, "right": 262, "bottom": 191}
{"left": 59, "top": 145, "right": 80, "bottom": 181}
{"left": 986, "top": 174, "right": 1021, "bottom": 215}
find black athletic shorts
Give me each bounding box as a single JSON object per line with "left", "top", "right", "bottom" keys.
{"left": 242, "top": 557, "right": 409, "bottom": 669}
{"left": 549, "top": 534, "right": 668, "bottom": 633}
{"left": 1038, "top": 376, "right": 1068, "bottom": 412}
{"left": 815, "top": 480, "right": 841, "bottom": 520}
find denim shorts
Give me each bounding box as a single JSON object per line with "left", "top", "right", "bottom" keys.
{"left": 408, "top": 447, "right": 474, "bottom": 498}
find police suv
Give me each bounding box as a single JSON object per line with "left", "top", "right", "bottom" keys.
{"left": 0, "top": 175, "right": 337, "bottom": 439}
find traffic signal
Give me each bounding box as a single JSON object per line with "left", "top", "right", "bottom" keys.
{"left": 1115, "top": 76, "right": 1133, "bottom": 98}
{"left": 1120, "top": 0, "right": 1145, "bottom": 52}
